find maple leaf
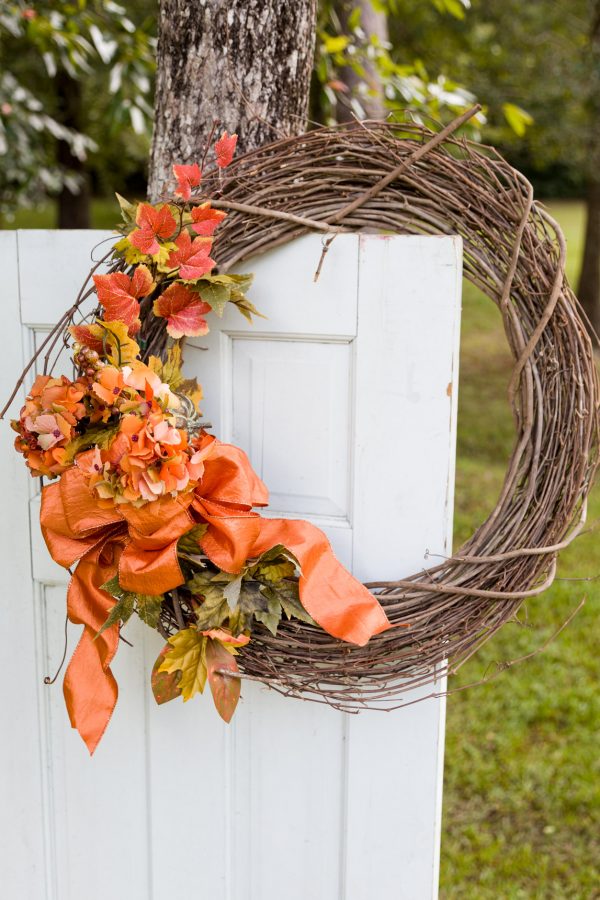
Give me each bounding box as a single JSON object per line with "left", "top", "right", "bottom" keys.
{"left": 153, "top": 283, "right": 212, "bottom": 339}
{"left": 215, "top": 131, "right": 238, "bottom": 168}
{"left": 190, "top": 202, "right": 227, "bottom": 236}
{"left": 166, "top": 230, "right": 216, "bottom": 280}
{"left": 173, "top": 163, "right": 202, "bottom": 201}
{"left": 157, "top": 627, "right": 208, "bottom": 702}
{"left": 93, "top": 264, "right": 154, "bottom": 333}
{"left": 69, "top": 323, "right": 105, "bottom": 354}
{"left": 129, "top": 203, "right": 177, "bottom": 256}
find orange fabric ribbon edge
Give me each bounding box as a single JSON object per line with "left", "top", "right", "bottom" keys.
{"left": 40, "top": 436, "right": 390, "bottom": 753}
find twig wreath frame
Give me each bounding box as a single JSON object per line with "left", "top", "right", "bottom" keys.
{"left": 192, "top": 109, "right": 598, "bottom": 708}
{"left": 7, "top": 109, "right": 598, "bottom": 731}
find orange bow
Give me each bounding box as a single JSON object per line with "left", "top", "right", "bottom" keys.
{"left": 41, "top": 436, "right": 390, "bottom": 753}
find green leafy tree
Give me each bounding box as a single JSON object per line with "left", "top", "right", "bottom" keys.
{"left": 0, "top": 1, "right": 155, "bottom": 224}
{"left": 314, "top": 0, "right": 484, "bottom": 130}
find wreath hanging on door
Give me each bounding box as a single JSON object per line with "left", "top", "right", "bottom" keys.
{"left": 5, "top": 111, "right": 598, "bottom": 754}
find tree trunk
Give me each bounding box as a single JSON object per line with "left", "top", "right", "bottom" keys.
{"left": 336, "top": 0, "right": 388, "bottom": 124}
{"left": 578, "top": 178, "right": 600, "bottom": 337}
{"left": 148, "top": 0, "right": 317, "bottom": 200}
{"left": 577, "top": 1, "right": 600, "bottom": 340}
{"left": 56, "top": 71, "right": 90, "bottom": 229}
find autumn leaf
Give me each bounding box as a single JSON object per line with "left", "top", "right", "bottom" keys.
{"left": 151, "top": 644, "right": 183, "bottom": 705}
{"left": 215, "top": 131, "right": 238, "bottom": 168}
{"left": 166, "top": 231, "right": 216, "bottom": 280}
{"left": 92, "top": 320, "right": 141, "bottom": 365}
{"left": 178, "top": 376, "right": 203, "bottom": 412}
{"left": 158, "top": 627, "right": 208, "bottom": 702}
{"left": 153, "top": 283, "right": 212, "bottom": 339}
{"left": 129, "top": 202, "right": 177, "bottom": 256}
{"left": 148, "top": 343, "right": 184, "bottom": 390}
{"left": 69, "top": 323, "right": 105, "bottom": 354}
{"left": 205, "top": 638, "right": 242, "bottom": 723}
{"left": 93, "top": 264, "right": 154, "bottom": 333}
{"left": 173, "top": 162, "right": 201, "bottom": 201}
{"left": 190, "top": 202, "right": 227, "bottom": 236}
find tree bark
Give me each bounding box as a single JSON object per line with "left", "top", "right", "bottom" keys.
{"left": 578, "top": 178, "right": 600, "bottom": 337}
{"left": 148, "top": 0, "right": 318, "bottom": 200}
{"left": 336, "top": 0, "right": 388, "bottom": 124}
{"left": 577, "top": 1, "right": 600, "bottom": 340}
{"left": 56, "top": 71, "right": 90, "bottom": 229}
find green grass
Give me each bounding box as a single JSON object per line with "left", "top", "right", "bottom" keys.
{"left": 6, "top": 197, "right": 599, "bottom": 897}
{"left": 2, "top": 197, "right": 120, "bottom": 230}
{"left": 441, "top": 201, "right": 600, "bottom": 899}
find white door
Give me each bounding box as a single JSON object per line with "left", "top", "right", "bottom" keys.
{"left": 0, "top": 229, "right": 461, "bottom": 900}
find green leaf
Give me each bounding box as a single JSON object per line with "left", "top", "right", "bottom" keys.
{"left": 323, "top": 34, "right": 350, "bottom": 54}
{"left": 115, "top": 192, "right": 137, "bottom": 226}
{"left": 223, "top": 575, "right": 243, "bottom": 611}
{"left": 502, "top": 102, "right": 533, "bottom": 137}
{"left": 63, "top": 422, "right": 119, "bottom": 464}
{"left": 96, "top": 591, "right": 134, "bottom": 637}
{"left": 99, "top": 574, "right": 164, "bottom": 633}
{"left": 195, "top": 281, "right": 230, "bottom": 317}
{"left": 252, "top": 591, "right": 282, "bottom": 636}
{"left": 136, "top": 594, "right": 163, "bottom": 628}
{"left": 177, "top": 523, "right": 208, "bottom": 557}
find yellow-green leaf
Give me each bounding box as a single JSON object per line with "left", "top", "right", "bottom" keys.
{"left": 158, "top": 627, "right": 208, "bottom": 701}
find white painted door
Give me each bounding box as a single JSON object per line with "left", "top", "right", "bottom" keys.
{"left": 0, "top": 229, "right": 461, "bottom": 900}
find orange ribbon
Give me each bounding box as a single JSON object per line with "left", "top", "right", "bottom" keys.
{"left": 41, "top": 436, "right": 389, "bottom": 753}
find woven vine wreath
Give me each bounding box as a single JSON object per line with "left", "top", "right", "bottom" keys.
{"left": 7, "top": 112, "right": 598, "bottom": 752}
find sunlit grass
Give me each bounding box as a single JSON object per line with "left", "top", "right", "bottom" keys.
{"left": 441, "top": 201, "right": 600, "bottom": 898}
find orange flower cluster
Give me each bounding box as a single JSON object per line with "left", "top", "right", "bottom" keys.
{"left": 12, "top": 374, "right": 87, "bottom": 477}
{"left": 12, "top": 356, "right": 207, "bottom": 506}
{"left": 78, "top": 405, "right": 209, "bottom": 507}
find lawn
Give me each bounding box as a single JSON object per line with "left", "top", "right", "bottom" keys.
{"left": 441, "top": 201, "right": 600, "bottom": 899}
{"left": 4, "top": 198, "right": 598, "bottom": 897}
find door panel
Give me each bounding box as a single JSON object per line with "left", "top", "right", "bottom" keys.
{"left": 0, "top": 229, "right": 461, "bottom": 900}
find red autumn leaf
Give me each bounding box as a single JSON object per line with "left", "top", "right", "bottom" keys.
{"left": 205, "top": 638, "right": 241, "bottom": 723}
{"left": 214, "top": 131, "right": 238, "bottom": 168}
{"left": 129, "top": 203, "right": 177, "bottom": 256}
{"left": 166, "top": 230, "right": 216, "bottom": 280}
{"left": 151, "top": 644, "right": 183, "bottom": 705}
{"left": 173, "top": 163, "right": 202, "bottom": 201}
{"left": 93, "top": 264, "right": 154, "bottom": 333}
{"left": 69, "top": 324, "right": 105, "bottom": 354}
{"left": 153, "top": 283, "right": 212, "bottom": 339}
{"left": 190, "top": 202, "right": 227, "bottom": 236}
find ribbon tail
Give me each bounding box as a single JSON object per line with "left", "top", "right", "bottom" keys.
{"left": 251, "top": 519, "right": 390, "bottom": 646}
{"left": 63, "top": 543, "right": 122, "bottom": 754}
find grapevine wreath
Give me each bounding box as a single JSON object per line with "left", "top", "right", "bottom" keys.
{"left": 6, "top": 111, "right": 598, "bottom": 753}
